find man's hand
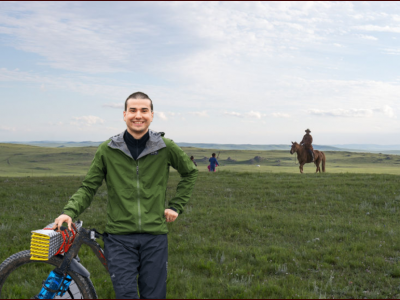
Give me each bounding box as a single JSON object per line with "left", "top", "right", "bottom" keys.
{"left": 52, "top": 214, "right": 72, "bottom": 231}
{"left": 164, "top": 209, "right": 178, "bottom": 223}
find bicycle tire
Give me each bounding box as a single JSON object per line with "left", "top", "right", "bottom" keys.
{"left": 0, "top": 250, "right": 97, "bottom": 299}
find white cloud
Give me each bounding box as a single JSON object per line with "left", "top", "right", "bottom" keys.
{"left": 188, "top": 111, "right": 209, "bottom": 117}
{"left": 382, "top": 48, "right": 400, "bottom": 55}
{"left": 154, "top": 112, "right": 186, "bottom": 121}
{"left": 307, "top": 106, "right": 396, "bottom": 118}
{"left": 224, "top": 111, "right": 266, "bottom": 119}
{"left": 103, "top": 103, "right": 124, "bottom": 109}
{"left": 0, "top": 2, "right": 132, "bottom": 73}
{"left": 354, "top": 25, "right": 400, "bottom": 33}
{"left": 358, "top": 34, "right": 378, "bottom": 40}
{"left": 272, "top": 113, "right": 291, "bottom": 118}
{"left": 0, "top": 1, "right": 389, "bottom": 78}
{"left": 308, "top": 108, "right": 373, "bottom": 118}
{"left": 155, "top": 112, "right": 168, "bottom": 121}
{"left": 71, "top": 116, "right": 104, "bottom": 127}
{"left": 0, "top": 68, "right": 185, "bottom": 108}
{"left": 374, "top": 105, "right": 395, "bottom": 118}
{"left": 247, "top": 111, "right": 265, "bottom": 119}
{"left": 224, "top": 112, "right": 243, "bottom": 118}
{"left": 0, "top": 126, "right": 16, "bottom": 132}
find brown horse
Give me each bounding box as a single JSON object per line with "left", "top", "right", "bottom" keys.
{"left": 290, "top": 142, "right": 326, "bottom": 173}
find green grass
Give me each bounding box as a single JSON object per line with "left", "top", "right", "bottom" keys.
{"left": 1, "top": 172, "right": 400, "bottom": 298}
{"left": 187, "top": 148, "right": 400, "bottom": 175}
{"left": 0, "top": 143, "right": 95, "bottom": 176}
{"left": 1, "top": 143, "right": 400, "bottom": 176}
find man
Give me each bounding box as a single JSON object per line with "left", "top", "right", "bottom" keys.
{"left": 208, "top": 153, "right": 219, "bottom": 172}
{"left": 52, "top": 92, "right": 198, "bottom": 299}
{"left": 300, "top": 128, "right": 314, "bottom": 162}
{"left": 190, "top": 155, "right": 197, "bottom": 167}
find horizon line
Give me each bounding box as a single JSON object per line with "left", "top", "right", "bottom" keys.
{"left": 2, "top": 141, "right": 400, "bottom": 147}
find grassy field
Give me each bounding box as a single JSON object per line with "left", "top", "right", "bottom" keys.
{"left": 1, "top": 171, "right": 400, "bottom": 298}
{"left": 185, "top": 148, "right": 400, "bottom": 175}
{"left": 1, "top": 143, "right": 400, "bottom": 176}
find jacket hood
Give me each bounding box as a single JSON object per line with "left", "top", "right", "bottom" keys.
{"left": 108, "top": 129, "right": 166, "bottom": 159}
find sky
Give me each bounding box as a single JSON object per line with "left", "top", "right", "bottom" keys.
{"left": 1, "top": 1, "right": 400, "bottom": 145}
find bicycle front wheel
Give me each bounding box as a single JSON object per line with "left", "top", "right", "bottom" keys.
{"left": 0, "top": 250, "right": 97, "bottom": 299}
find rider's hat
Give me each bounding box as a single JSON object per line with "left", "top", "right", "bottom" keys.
{"left": 305, "top": 129, "right": 311, "bottom": 133}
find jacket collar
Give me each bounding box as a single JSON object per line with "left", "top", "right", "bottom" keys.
{"left": 108, "top": 129, "right": 166, "bottom": 159}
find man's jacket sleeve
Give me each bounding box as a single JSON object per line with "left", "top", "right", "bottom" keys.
{"left": 167, "top": 140, "right": 198, "bottom": 214}
{"left": 62, "top": 147, "right": 106, "bottom": 219}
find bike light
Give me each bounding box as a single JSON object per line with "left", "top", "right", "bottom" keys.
{"left": 30, "top": 221, "right": 82, "bottom": 261}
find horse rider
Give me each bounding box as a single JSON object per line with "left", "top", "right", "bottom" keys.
{"left": 300, "top": 129, "right": 314, "bottom": 162}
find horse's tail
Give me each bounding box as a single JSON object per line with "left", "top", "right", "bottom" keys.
{"left": 321, "top": 152, "right": 326, "bottom": 172}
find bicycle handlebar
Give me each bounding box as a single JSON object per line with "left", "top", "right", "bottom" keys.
{"left": 55, "top": 226, "right": 108, "bottom": 276}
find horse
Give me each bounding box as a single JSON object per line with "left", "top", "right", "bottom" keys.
{"left": 290, "top": 142, "right": 326, "bottom": 174}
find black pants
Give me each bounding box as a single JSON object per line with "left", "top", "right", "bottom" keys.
{"left": 104, "top": 233, "right": 168, "bottom": 299}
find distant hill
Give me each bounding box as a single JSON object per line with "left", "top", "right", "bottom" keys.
{"left": 5, "top": 141, "right": 102, "bottom": 148}
{"left": 3, "top": 141, "right": 400, "bottom": 154}
{"left": 1, "top": 141, "right": 348, "bottom": 151}
{"left": 176, "top": 143, "right": 345, "bottom": 151}
{"left": 332, "top": 144, "right": 400, "bottom": 152}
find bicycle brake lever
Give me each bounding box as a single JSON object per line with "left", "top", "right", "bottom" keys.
{"left": 53, "top": 225, "right": 67, "bottom": 232}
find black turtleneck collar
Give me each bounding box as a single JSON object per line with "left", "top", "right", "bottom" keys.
{"left": 123, "top": 130, "right": 150, "bottom": 160}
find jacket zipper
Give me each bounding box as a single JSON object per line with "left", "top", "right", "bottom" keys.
{"left": 137, "top": 161, "right": 141, "bottom": 232}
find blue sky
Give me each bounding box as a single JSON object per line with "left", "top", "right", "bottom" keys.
{"left": 0, "top": 1, "right": 400, "bottom": 144}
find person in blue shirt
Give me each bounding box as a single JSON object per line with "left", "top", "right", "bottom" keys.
{"left": 209, "top": 153, "right": 219, "bottom": 172}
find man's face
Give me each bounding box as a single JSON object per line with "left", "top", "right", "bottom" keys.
{"left": 123, "top": 99, "right": 154, "bottom": 137}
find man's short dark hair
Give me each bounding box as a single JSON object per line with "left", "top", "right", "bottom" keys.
{"left": 125, "top": 92, "right": 153, "bottom": 111}
{"left": 212, "top": 153, "right": 216, "bottom": 157}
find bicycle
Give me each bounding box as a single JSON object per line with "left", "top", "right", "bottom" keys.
{"left": 0, "top": 220, "right": 108, "bottom": 299}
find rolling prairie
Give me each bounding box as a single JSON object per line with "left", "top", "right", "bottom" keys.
{"left": 1, "top": 172, "right": 400, "bottom": 298}
{"left": 0, "top": 144, "right": 400, "bottom": 298}
{"left": 1, "top": 143, "right": 399, "bottom": 176}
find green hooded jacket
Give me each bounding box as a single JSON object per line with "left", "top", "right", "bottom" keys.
{"left": 62, "top": 129, "right": 198, "bottom": 235}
